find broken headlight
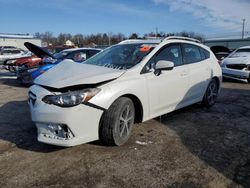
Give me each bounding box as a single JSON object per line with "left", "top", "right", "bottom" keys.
{"left": 42, "top": 88, "right": 100, "bottom": 107}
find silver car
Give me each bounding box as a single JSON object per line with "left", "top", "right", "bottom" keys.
{"left": 221, "top": 46, "right": 250, "bottom": 83}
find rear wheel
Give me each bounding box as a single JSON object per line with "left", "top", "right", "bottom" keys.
{"left": 202, "top": 79, "right": 219, "bottom": 107}
{"left": 100, "top": 97, "right": 135, "bottom": 146}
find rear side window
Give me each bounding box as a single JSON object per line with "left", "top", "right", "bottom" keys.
{"left": 199, "top": 48, "right": 206, "bottom": 60}
{"left": 202, "top": 48, "right": 210, "bottom": 59}
{"left": 182, "top": 44, "right": 202, "bottom": 64}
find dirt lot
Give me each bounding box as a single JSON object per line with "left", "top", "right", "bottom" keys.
{"left": 0, "top": 70, "right": 250, "bottom": 188}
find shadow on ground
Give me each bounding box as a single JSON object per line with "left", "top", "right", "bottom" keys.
{"left": 0, "top": 78, "right": 29, "bottom": 88}
{"left": 0, "top": 100, "right": 62, "bottom": 153}
{"left": 157, "top": 86, "right": 250, "bottom": 187}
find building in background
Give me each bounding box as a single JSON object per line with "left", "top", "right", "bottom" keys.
{"left": 0, "top": 33, "right": 41, "bottom": 50}
{"left": 204, "top": 38, "right": 250, "bottom": 51}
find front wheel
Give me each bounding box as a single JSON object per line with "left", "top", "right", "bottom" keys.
{"left": 99, "top": 97, "right": 135, "bottom": 146}
{"left": 202, "top": 79, "right": 219, "bottom": 107}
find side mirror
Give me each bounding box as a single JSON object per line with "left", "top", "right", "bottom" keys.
{"left": 155, "top": 60, "right": 174, "bottom": 71}
{"left": 154, "top": 60, "right": 174, "bottom": 76}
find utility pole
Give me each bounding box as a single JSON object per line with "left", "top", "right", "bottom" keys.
{"left": 242, "top": 18, "right": 246, "bottom": 39}
{"left": 155, "top": 27, "right": 158, "bottom": 37}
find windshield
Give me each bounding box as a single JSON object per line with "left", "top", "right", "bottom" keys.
{"left": 236, "top": 48, "right": 250, "bottom": 53}
{"left": 84, "top": 43, "right": 156, "bottom": 69}
{"left": 229, "top": 48, "right": 250, "bottom": 58}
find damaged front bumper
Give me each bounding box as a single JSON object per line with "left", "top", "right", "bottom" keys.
{"left": 221, "top": 65, "right": 250, "bottom": 80}
{"left": 28, "top": 85, "right": 105, "bottom": 147}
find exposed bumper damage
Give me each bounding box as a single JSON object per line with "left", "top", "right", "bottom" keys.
{"left": 221, "top": 64, "right": 250, "bottom": 80}
{"left": 28, "top": 84, "right": 105, "bottom": 147}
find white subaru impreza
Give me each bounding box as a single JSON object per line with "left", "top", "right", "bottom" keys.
{"left": 28, "top": 37, "right": 222, "bottom": 147}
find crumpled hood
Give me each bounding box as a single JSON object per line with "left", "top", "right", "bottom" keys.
{"left": 34, "top": 60, "right": 125, "bottom": 88}
{"left": 223, "top": 56, "right": 250, "bottom": 65}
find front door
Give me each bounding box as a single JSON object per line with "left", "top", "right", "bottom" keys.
{"left": 143, "top": 44, "right": 189, "bottom": 118}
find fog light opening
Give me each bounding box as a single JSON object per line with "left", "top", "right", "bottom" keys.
{"left": 45, "top": 123, "right": 74, "bottom": 140}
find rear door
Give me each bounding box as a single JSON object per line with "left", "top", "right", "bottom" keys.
{"left": 181, "top": 43, "right": 211, "bottom": 102}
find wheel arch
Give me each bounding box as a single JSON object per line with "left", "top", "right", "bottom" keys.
{"left": 120, "top": 94, "right": 144, "bottom": 124}
{"left": 99, "top": 93, "right": 144, "bottom": 125}
{"left": 212, "top": 76, "right": 221, "bottom": 88}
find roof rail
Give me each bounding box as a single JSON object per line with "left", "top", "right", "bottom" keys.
{"left": 163, "top": 36, "right": 201, "bottom": 43}
{"left": 119, "top": 39, "right": 162, "bottom": 44}
{"left": 119, "top": 39, "right": 144, "bottom": 44}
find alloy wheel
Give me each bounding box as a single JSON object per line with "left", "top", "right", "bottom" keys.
{"left": 119, "top": 105, "right": 134, "bottom": 139}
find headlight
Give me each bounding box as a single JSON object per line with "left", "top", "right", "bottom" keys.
{"left": 42, "top": 88, "right": 100, "bottom": 107}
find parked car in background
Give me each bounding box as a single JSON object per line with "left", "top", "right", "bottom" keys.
{"left": 0, "top": 47, "right": 27, "bottom": 64}
{"left": 28, "top": 36, "right": 222, "bottom": 147}
{"left": 18, "top": 43, "right": 101, "bottom": 85}
{"left": 210, "top": 46, "right": 230, "bottom": 61}
{"left": 216, "top": 52, "right": 229, "bottom": 61}
{"left": 3, "top": 53, "right": 42, "bottom": 72}
{"left": 220, "top": 46, "right": 250, "bottom": 83}
{"left": 0, "top": 46, "right": 17, "bottom": 50}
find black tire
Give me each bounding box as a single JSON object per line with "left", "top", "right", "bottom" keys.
{"left": 99, "top": 97, "right": 135, "bottom": 146}
{"left": 202, "top": 79, "right": 219, "bottom": 107}
{"left": 248, "top": 77, "right": 250, "bottom": 83}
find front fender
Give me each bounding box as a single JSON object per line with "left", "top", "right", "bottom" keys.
{"left": 90, "top": 77, "right": 149, "bottom": 121}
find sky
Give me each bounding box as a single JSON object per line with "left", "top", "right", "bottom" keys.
{"left": 0, "top": 0, "right": 249, "bottom": 38}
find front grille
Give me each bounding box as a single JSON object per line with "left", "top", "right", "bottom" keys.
{"left": 28, "top": 91, "right": 37, "bottom": 105}
{"left": 226, "top": 64, "right": 247, "bottom": 70}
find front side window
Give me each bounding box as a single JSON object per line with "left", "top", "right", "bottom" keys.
{"left": 145, "top": 44, "right": 182, "bottom": 71}
{"left": 71, "top": 51, "right": 87, "bottom": 62}
{"left": 84, "top": 43, "right": 156, "bottom": 70}
{"left": 155, "top": 44, "right": 182, "bottom": 66}
{"left": 54, "top": 51, "right": 71, "bottom": 60}
{"left": 183, "top": 44, "right": 202, "bottom": 64}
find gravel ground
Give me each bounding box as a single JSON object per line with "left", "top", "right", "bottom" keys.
{"left": 0, "top": 69, "right": 250, "bottom": 188}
